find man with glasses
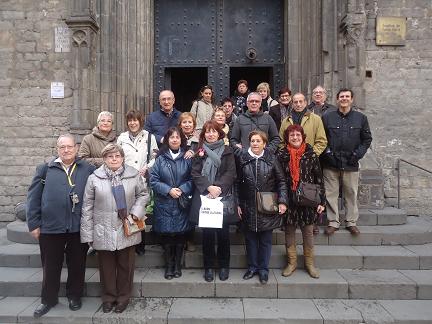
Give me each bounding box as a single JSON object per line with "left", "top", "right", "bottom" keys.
{"left": 26, "top": 134, "right": 95, "bottom": 318}
{"left": 144, "top": 90, "right": 181, "bottom": 147}
{"left": 279, "top": 93, "right": 327, "bottom": 156}
{"left": 230, "top": 92, "right": 280, "bottom": 153}
{"left": 307, "top": 85, "right": 337, "bottom": 117}
{"left": 269, "top": 87, "right": 292, "bottom": 131}
{"left": 221, "top": 97, "right": 237, "bottom": 139}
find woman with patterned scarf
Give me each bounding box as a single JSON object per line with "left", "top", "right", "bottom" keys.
{"left": 81, "top": 143, "right": 148, "bottom": 313}
{"left": 277, "top": 125, "right": 326, "bottom": 278}
{"left": 190, "top": 120, "right": 237, "bottom": 282}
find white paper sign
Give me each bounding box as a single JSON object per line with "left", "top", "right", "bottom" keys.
{"left": 198, "top": 195, "right": 223, "bottom": 228}
{"left": 51, "top": 82, "right": 64, "bottom": 99}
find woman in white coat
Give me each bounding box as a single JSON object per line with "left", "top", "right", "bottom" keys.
{"left": 81, "top": 143, "right": 148, "bottom": 313}
{"left": 117, "top": 109, "right": 158, "bottom": 255}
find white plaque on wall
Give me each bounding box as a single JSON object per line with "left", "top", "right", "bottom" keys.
{"left": 51, "top": 82, "right": 64, "bottom": 99}
{"left": 54, "top": 26, "right": 71, "bottom": 52}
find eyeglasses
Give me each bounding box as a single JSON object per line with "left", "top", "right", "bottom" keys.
{"left": 313, "top": 91, "right": 325, "bottom": 94}
{"left": 248, "top": 100, "right": 261, "bottom": 103}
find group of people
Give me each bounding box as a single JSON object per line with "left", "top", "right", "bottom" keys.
{"left": 26, "top": 82, "right": 372, "bottom": 318}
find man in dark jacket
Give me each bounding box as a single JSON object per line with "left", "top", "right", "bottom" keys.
{"left": 307, "top": 85, "right": 337, "bottom": 117}
{"left": 26, "top": 134, "right": 95, "bottom": 318}
{"left": 230, "top": 92, "right": 280, "bottom": 153}
{"left": 321, "top": 89, "right": 372, "bottom": 236}
{"left": 144, "top": 90, "right": 181, "bottom": 147}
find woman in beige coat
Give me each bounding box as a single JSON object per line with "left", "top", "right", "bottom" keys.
{"left": 79, "top": 111, "right": 117, "bottom": 167}
{"left": 81, "top": 143, "right": 148, "bottom": 313}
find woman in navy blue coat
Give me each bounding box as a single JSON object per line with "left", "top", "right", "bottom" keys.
{"left": 149, "top": 127, "right": 193, "bottom": 280}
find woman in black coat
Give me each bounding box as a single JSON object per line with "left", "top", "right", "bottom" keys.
{"left": 190, "top": 120, "right": 237, "bottom": 282}
{"left": 277, "top": 124, "right": 325, "bottom": 279}
{"left": 236, "top": 130, "right": 288, "bottom": 284}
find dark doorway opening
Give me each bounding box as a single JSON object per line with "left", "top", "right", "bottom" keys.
{"left": 165, "top": 67, "right": 208, "bottom": 112}
{"left": 230, "top": 67, "right": 274, "bottom": 97}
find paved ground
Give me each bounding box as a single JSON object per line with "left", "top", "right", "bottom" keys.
{"left": 1, "top": 297, "right": 432, "bottom": 323}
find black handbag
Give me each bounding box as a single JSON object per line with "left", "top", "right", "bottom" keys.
{"left": 256, "top": 192, "right": 279, "bottom": 214}
{"left": 295, "top": 182, "right": 321, "bottom": 207}
{"left": 221, "top": 193, "right": 239, "bottom": 224}
{"left": 178, "top": 193, "right": 192, "bottom": 210}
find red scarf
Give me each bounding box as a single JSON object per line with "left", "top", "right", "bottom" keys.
{"left": 287, "top": 142, "right": 306, "bottom": 191}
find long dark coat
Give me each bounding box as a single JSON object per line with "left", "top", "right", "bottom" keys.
{"left": 277, "top": 144, "right": 326, "bottom": 227}
{"left": 149, "top": 150, "right": 193, "bottom": 234}
{"left": 236, "top": 149, "right": 288, "bottom": 232}
{"left": 189, "top": 146, "right": 237, "bottom": 224}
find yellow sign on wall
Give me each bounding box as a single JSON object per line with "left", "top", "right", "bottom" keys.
{"left": 376, "top": 16, "right": 406, "bottom": 46}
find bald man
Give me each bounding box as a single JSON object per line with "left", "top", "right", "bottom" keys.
{"left": 144, "top": 90, "right": 181, "bottom": 147}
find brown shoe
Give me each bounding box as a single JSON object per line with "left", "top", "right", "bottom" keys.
{"left": 346, "top": 226, "right": 360, "bottom": 235}
{"left": 324, "top": 226, "right": 339, "bottom": 236}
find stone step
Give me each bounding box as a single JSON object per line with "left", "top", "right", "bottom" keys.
{"left": 1, "top": 242, "right": 432, "bottom": 270}
{"left": 1, "top": 297, "right": 432, "bottom": 324}
{"left": 5, "top": 214, "right": 427, "bottom": 252}
{"left": 1, "top": 268, "right": 431, "bottom": 300}
{"left": 6, "top": 207, "right": 408, "bottom": 244}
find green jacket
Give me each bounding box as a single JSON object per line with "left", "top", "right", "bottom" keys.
{"left": 279, "top": 111, "right": 327, "bottom": 156}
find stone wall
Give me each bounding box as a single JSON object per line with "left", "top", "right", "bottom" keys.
{"left": 0, "top": 1, "right": 72, "bottom": 221}
{"left": 364, "top": 0, "right": 432, "bottom": 215}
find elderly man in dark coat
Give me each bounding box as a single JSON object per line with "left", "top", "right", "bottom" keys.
{"left": 26, "top": 134, "right": 95, "bottom": 318}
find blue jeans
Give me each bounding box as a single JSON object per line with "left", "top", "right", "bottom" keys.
{"left": 244, "top": 229, "right": 273, "bottom": 275}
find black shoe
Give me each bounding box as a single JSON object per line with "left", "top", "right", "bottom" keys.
{"left": 219, "top": 268, "right": 229, "bottom": 281}
{"left": 204, "top": 268, "right": 214, "bottom": 282}
{"left": 136, "top": 247, "right": 145, "bottom": 256}
{"left": 114, "top": 302, "right": 128, "bottom": 313}
{"left": 243, "top": 270, "right": 256, "bottom": 280}
{"left": 68, "top": 298, "right": 82, "bottom": 311}
{"left": 259, "top": 272, "right": 268, "bottom": 284}
{"left": 33, "top": 303, "right": 54, "bottom": 318}
{"left": 102, "top": 302, "right": 114, "bottom": 313}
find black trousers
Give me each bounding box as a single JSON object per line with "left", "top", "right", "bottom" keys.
{"left": 202, "top": 224, "right": 230, "bottom": 269}
{"left": 39, "top": 232, "right": 88, "bottom": 305}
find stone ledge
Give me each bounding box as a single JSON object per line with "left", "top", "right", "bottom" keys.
{"left": 0, "top": 268, "right": 429, "bottom": 300}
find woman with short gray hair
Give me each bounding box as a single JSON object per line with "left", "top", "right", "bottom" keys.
{"left": 79, "top": 111, "right": 117, "bottom": 167}
{"left": 81, "top": 143, "right": 148, "bottom": 313}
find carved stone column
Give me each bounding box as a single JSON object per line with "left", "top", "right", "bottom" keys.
{"left": 66, "top": 1, "right": 99, "bottom": 135}
{"left": 339, "top": 0, "right": 367, "bottom": 109}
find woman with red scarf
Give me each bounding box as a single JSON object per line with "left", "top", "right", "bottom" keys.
{"left": 277, "top": 125, "right": 325, "bottom": 278}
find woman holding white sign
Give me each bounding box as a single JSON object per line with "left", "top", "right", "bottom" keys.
{"left": 190, "top": 120, "right": 237, "bottom": 282}
{"left": 236, "top": 130, "right": 288, "bottom": 284}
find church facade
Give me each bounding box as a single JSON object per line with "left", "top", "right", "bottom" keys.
{"left": 0, "top": 0, "right": 431, "bottom": 221}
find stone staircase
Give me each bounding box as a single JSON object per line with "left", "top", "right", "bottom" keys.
{"left": 1, "top": 209, "right": 432, "bottom": 323}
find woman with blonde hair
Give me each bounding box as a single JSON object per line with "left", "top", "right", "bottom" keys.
{"left": 212, "top": 107, "right": 230, "bottom": 145}
{"left": 79, "top": 111, "right": 117, "bottom": 167}
{"left": 257, "top": 82, "right": 278, "bottom": 113}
